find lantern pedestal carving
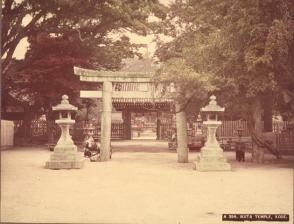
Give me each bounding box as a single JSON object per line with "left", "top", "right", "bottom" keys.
{"left": 45, "top": 95, "right": 84, "bottom": 169}
{"left": 194, "top": 120, "right": 231, "bottom": 171}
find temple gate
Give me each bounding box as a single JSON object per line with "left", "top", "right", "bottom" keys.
{"left": 74, "top": 67, "right": 174, "bottom": 161}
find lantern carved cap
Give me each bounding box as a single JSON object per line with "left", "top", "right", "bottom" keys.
{"left": 201, "top": 95, "right": 224, "bottom": 113}
{"left": 52, "top": 95, "right": 78, "bottom": 111}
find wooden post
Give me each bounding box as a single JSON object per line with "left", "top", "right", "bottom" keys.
{"left": 100, "top": 81, "right": 112, "bottom": 161}
{"left": 123, "top": 110, "right": 132, "bottom": 140}
{"left": 156, "top": 111, "right": 161, "bottom": 140}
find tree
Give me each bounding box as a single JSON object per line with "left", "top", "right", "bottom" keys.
{"left": 3, "top": 0, "right": 168, "bottom": 104}
{"left": 2, "top": 0, "right": 167, "bottom": 142}
{"left": 1, "top": 0, "right": 167, "bottom": 72}
{"left": 154, "top": 58, "right": 216, "bottom": 162}
{"left": 6, "top": 34, "right": 88, "bottom": 111}
{"left": 2, "top": 0, "right": 168, "bottom": 103}
{"left": 154, "top": 0, "right": 294, "bottom": 162}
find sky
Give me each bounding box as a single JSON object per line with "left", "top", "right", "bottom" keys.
{"left": 12, "top": 0, "right": 174, "bottom": 60}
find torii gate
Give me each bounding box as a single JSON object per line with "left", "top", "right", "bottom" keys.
{"left": 74, "top": 66, "right": 188, "bottom": 162}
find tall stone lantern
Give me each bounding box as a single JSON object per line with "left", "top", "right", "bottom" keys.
{"left": 45, "top": 95, "right": 84, "bottom": 169}
{"left": 194, "top": 95, "right": 231, "bottom": 171}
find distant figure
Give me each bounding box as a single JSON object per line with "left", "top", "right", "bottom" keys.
{"left": 236, "top": 142, "right": 245, "bottom": 162}
{"left": 171, "top": 132, "right": 176, "bottom": 142}
{"left": 168, "top": 129, "right": 177, "bottom": 150}
{"left": 137, "top": 120, "right": 144, "bottom": 137}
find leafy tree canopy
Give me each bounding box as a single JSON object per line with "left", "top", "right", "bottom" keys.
{"left": 154, "top": 57, "right": 217, "bottom": 113}
{"left": 2, "top": 0, "right": 167, "bottom": 115}
{"left": 154, "top": 0, "right": 294, "bottom": 160}
{"left": 155, "top": 0, "right": 294, "bottom": 120}
{"left": 2, "top": 0, "right": 167, "bottom": 71}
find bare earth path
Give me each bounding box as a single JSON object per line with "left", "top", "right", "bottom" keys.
{"left": 1, "top": 140, "right": 293, "bottom": 224}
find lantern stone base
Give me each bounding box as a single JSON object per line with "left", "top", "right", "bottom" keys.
{"left": 45, "top": 145, "right": 84, "bottom": 169}
{"left": 194, "top": 147, "right": 231, "bottom": 171}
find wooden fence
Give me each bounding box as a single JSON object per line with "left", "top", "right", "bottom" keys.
{"left": 159, "top": 120, "right": 252, "bottom": 140}
{"left": 192, "top": 120, "right": 290, "bottom": 137}
{"left": 14, "top": 120, "right": 124, "bottom": 142}
{"left": 67, "top": 122, "right": 124, "bottom": 141}
{"left": 13, "top": 120, "right": 294, "bottom": 149}
{"left": 159, "top": 122, "right": 174, "bottom": 140}
{"left": 16, "top": 120, "right": 291, "bottom": 137}
{"left": 217, "top": 120, "right": 250, "bottom": 137}
{"left": 30, "top": 120, "right": 48, "bottom": 137}
{"left": 186, "top": 120, "right": 250, "bottom": 138}
{"left": 276, "top": 129, "right": 294, "bottom": 149}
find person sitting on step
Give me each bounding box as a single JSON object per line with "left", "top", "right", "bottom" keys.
{"left": 84, "top": 135, "right": 100, "bottom": 161}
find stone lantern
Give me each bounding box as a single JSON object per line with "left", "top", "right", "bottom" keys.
{"left": 45, "top": 95, "right": 84, "bottom": 169}
{"left": 84, "top": 122, "right": 95, "bottom": 139}
{"left": 196, "top": 113, "right": 203, "bottom": 135}
{"left": 194, "top": 95, "right": 231, "bottom": 171}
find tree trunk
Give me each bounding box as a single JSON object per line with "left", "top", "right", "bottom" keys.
{"left": 156, "top": 111, "right": 161, "bottom": 140}
{"left": 23, "top": 106, "right": 33, "bottom": 144}
{"left": 251, "top": 99, "right": 265, "bottom": 163}
{"left": 122, "top": 110, "right": 132, "bottom": 140}
{"left": 46, "top": 110, "right": 55, "bottom": 144}
{"left": 175, "top": 101, "right": 189, "bottom": 163}
{"left": 47, "top": 120, "right": 55, "bottom": 144}
{"left": 263, "top": 93, "right": 273, "bottom": 132}
{"left": 248, "top": 98, "right": 280, "bottom": 163}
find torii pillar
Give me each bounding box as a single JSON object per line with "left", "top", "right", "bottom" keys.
{"left": 100, "top": 81, "right": 112, "bottom": 161}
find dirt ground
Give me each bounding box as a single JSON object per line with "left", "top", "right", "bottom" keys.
{"left": 1, "top": 140, "right": 293, "bottom": 224}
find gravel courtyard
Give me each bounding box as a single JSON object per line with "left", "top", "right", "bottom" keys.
{"left": 1, "top": 140, "right": 293, "bottom": 224}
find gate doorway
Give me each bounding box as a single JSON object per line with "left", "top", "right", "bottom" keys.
{"left": 131, "top": 112, "right": 157, "bottom": 140}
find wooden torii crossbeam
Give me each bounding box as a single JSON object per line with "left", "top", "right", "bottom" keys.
{"left": 74, "top": 66, "right": 172, "bottom": 161}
